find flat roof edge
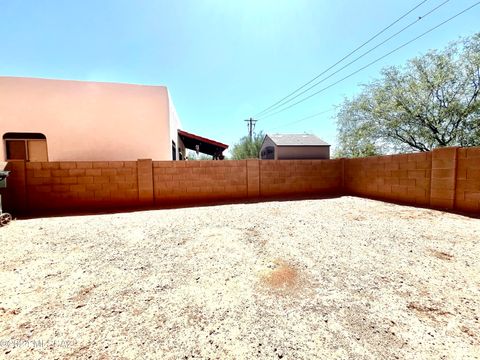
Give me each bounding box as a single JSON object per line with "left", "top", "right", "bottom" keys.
{"left": 0, "top": 75, "right": 168, "bottom": 89}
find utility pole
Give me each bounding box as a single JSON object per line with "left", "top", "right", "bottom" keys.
{"left": 244, "top": 117, "right": 258, "bottom": 140}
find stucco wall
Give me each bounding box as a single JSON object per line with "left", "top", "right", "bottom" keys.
{"left": 0, "top": 77, "right": 172, "bottom": 161}
{"left": 167, "top": 89, "right": 184, "bottom": 160}
{"left": 276, "top": 146, "right": 330, "bottom": 160}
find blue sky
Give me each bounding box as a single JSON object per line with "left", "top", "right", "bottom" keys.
{"left": 1, "top": 0, "right": 479, "bottom": 153}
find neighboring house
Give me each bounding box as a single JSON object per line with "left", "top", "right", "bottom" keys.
{"left": 0, "top": 76, "right": 227, "bottom": 162}
{"left": 260, "top": 133, "right": 330, "bottom": 160}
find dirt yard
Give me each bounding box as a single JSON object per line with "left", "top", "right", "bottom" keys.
{"left": 0, "top": 196, "right": 479, "bottom": 359}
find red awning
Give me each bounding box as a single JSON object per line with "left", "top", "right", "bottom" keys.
{"left": 178, "top": 130, "right": 228, "bottom": 157}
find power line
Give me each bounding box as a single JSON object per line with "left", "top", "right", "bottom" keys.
{"left": 254, "top": 0, "right": 430, "bottom": 118}
{"left": 258, "top": 1, "right": 480, "bottom": 120}
{"left": 258, "top": 0, "right": 450, "bottom": 118}
{"left": 270, "top": 109, "right": 335, "bottom": 131}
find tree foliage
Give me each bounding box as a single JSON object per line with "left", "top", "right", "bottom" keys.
{"left": 336, "top": 33, "right": 480, "bottom": 157}
{"left": 230, "top": 131, "right": 264, "bottom": 160}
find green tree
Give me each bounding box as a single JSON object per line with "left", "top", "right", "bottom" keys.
{"left": 335, "top": 33, "right": 480, "bottom": 157}
{"left": 231, "top": 131, "right": 264, "bottom": 160}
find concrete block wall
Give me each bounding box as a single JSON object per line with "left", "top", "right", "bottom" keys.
{"left": 456, "top": 147, "right": 480, "bottom": 213}
{"left": 153, "top": 160, "right": 248, "bottom": 205}
{"left": 430, "top": 147, "right": 457, "bottom": 209}
{"left": 344, "top": 152, "right": 432, "bottom": 206}
{"left": 247, "top": 160, "right": 260, "bottom": 198}
{"left": 260, "top": 159, "right": 343, "bottom": 197}
{"left": 24, "top": 161, "right": 138, "bottom": 211}
{"left": 137, "top": 159, "right": 154, "bottom": 206}
{"left": 2, "top": 147, "right": 479, "bottom": 216}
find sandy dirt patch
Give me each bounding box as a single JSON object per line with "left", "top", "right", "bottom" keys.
{"left": 0, "top": 196, "right": 479, "bottom": 359}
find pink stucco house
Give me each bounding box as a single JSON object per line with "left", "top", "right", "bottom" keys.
{"left": 0, "top": 76, "right": 227, "bottom": 162}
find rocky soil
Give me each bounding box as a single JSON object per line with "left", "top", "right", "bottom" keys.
{"left": 0, "top": 196, "right": 479, "bottom": 359}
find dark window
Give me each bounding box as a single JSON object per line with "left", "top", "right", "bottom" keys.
{"left": 172, "top": 141, "right": 177, "bottom": 161}
{"left": 262, "top": 146, "right": 275, "bottom": 160}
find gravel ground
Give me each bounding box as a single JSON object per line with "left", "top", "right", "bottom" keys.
{"left": 0, "top": 196, "right": 479, "bottom": 359}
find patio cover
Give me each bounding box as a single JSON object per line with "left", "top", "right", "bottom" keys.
{"left": 178, "top": 130, "right": 228, "bottom": 158}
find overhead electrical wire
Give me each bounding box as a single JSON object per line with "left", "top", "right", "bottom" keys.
{"left": 254, "top": 0, "right": 430, "bottom": 118}
{"left": 270, "top": 109, "right": 335, "bottom": 131}
{"left": 258, "top": 0, "right": 450, "bottom": 119}
{"left": 258, "top": 1, "right": 480, "bottom": 121}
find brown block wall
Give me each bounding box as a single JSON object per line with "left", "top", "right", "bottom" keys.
{"left": 259, "top": 159, "right": 343, "bottom": 197}
{"left": 430, "top": 147, "right": 457, "bottom": 209}
{"left": 2, "top": 147, "right": 479, "bottom": 216}
{"left": 247, "top": 160, "right": 260, "bottom": 198}
{"left": 344, "top": 152, "right": 432, "bottom": 206}
{"left": 24, "top": 161, "right": 138, "bottom": 211}
{"left": 153, "top": 160, "right": 248, "bottom": 205}
{"left": 456, "top": 147, "right": 480, "bottom": 213}
{"left": 137, "top": 159, "right": 154, "bottom": 206}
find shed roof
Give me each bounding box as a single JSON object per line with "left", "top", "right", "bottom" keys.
{"left": 267, "top": 134, "right": 329, "bottom": 146}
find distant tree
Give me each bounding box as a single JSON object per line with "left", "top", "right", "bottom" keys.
{"left": 336, "top": 33, "right": 480, "bottom": 157}
{"left": 231, "top": 131, "right": 264, "bottom": 160}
